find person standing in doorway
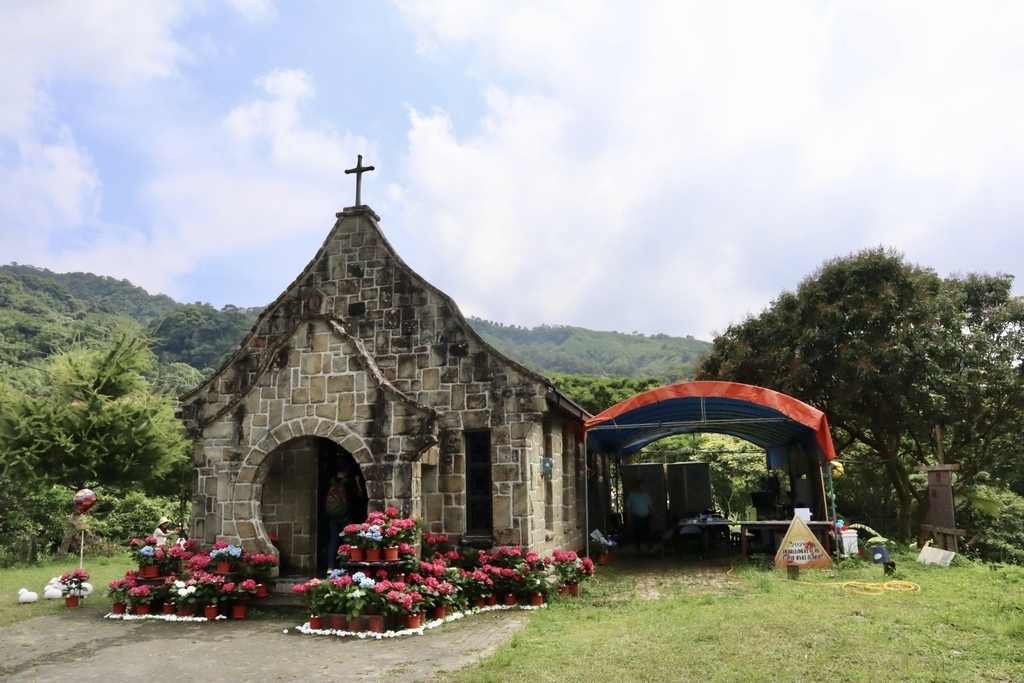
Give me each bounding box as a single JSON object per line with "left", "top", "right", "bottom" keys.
{"left": 624, "top": 479, "right": 655, "bottom": 555}
{"left": 325, "top": 462, "right": 360, "bottom": 571}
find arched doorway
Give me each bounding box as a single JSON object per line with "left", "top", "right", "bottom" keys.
{"left": 260, "top": 436, "right": 366, "bottom": 575}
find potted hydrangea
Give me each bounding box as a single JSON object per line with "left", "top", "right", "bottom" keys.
{"left": 552, "top": 549, "right": 594, "bottom": 596}
{"left": 127, "top": 584, "right": 156, "bottom": 614}
{"left": 208, "top": 542, "right": 244, "bottom": 574}
{"left": 60, "top": 568, "right": 90, "bottom": 608}
{"left": 292, "top": 578, "right": 330, "bottom": 629}
{"left": 167, "top": 579, "right": 200, "bottom": 616}
{"left": 106, "top": 575, "right": 135, "bottom": 614}
{"left": 128, "top": 537, "right": 162, "bottom": 577}
{"left": 515, "top": 551, "right": 552, "bottom": 604}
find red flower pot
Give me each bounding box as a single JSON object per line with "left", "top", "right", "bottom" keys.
{"left": 474, "top": 598, "right": 485, "bottom": 609}
{"left": 203, "top": 605, "right": 219, "bottom": 619}
{"left": 503, "top": 594, "right": 516, "bottom": 606}
{"left": 162, "top": 603, "right": 176, "bottom": 614}
{"left": 566, "top": 582, "right": 580, "bottom": 597}
{"left": 348, "top": 547, "right": 365, "bottom": 562}
{"left": 140, "top": 565, "right": 158, "bottom": 578}
{"left": 329, "top": 614, "right": 346, "bottom": 631}
{"left": 215, "top": 561, "right": 231, "bottom": 574}
{"left": 112, "top": 602, "right": 127, "bottom": 614}
{"left": 486, "top": 594, "right": 497, "bottom": 606}
{"left": 231, "top": 603, "right": 247, "bottom": 619}
{"left": 367, "top": 614, "right": 384, "bottom": 632}
{"left": 308, "top": 615, "right": 323, "bottom": 630}
{"left": 383, "top": 546, "right": 400, "bottom": 562}
{"left": 598, "top": 553, "right": 611, "bottom": 565}
{"left": 406, "top": 614, "right": 422, "bottom": 629}
{"left": 347, "top": 616, "right": 365, "bottom": 632}
{"left": 64, "top": 595, "right": 80, "bottom": 609}
{"left": 255, "top": 583, "right": 269, "bottom": 598}
{"left": 431, "top": 605, "right": 448, "bottom": 620}
{"left": 364, "top": 548, "right": 382, "bottom": 562}
{"left": 530, "top": 594, "right": 544, "bottom": 606}
{"left": 135, "top": 604, "right": 151, "bottom": 615}
{"left": 177, "top": 606, "right": 193, "bottom": 617}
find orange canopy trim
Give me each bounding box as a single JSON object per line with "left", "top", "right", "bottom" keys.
{"left": 584, "top": 381, "right": 836, "bottom": 461}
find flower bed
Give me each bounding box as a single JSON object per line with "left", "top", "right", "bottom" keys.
{"left": 290, "top": 600, "right": 546, "bottom": 639}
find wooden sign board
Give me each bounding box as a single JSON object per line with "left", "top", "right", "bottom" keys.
{"left": 774, "top": 516, "right": 833, "bottom": 569}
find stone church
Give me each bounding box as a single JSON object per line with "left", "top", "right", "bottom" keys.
{"left": 178, "top": 188, "right": 599, "bottom": 575}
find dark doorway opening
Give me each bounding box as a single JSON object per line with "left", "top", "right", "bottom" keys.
{"left": 316, "top": 440, "right": 366, "bottom": 574}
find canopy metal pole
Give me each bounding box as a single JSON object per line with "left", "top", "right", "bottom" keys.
{"left": 584, "top": 439, "right": 590, "bottom": 559}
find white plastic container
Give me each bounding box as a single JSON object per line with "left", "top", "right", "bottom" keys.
{"left": 841, "top": 529, "right": 858, "bottom": 558}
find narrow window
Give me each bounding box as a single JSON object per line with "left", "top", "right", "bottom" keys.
{"left": 465, "top": 431, "right": 493, "bottom": 536}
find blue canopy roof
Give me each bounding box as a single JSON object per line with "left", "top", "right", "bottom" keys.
{"left": 584, "top": 381, "right": 836, "bottom": 462}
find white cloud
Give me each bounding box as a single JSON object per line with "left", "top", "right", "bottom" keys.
{"left": 226, "top": 0, "right": 277, "bottom": 24}
{"left": 0, "top": 1, "right": 188, "bottom": 260}
{"left": 51, "top": 68, "right": 376, "bottom": 303}
{"left": 389, "top": 0, "right": 1024, "bottom": 338}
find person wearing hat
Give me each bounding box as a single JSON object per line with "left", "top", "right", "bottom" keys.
{"left": 153, "top": 516, "right": 179, "bottom": 547}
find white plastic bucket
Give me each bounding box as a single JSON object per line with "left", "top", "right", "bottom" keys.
{"left": 841, "top": 529, "right": 858, "bottom": 557}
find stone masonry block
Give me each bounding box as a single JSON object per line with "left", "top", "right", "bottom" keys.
{"left": 337, "top": 395, "right": 355, "bottom": 420}
{"left": 493, "top": 495, "right": 511, "bottom": 527}
{"left": 309, "top": 376, "right": 326, "bottom": 403}
{"left": 442, "top": 506, "right": 465, "bottom": 534}
{"left": 512, "top": 482, "right": 529, "bottom": 516}
{"left": 327, "top": 374, "right": 354, "bottom": 393}
{"left": 300, "top": 354, "right": 321, "bottom": 374}
{"left": 438, "top": 474, "right": 465, "bottom": 494}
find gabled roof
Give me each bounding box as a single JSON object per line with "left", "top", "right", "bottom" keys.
{"left": 584, "top": 381, "right": 835, "bottom": 461}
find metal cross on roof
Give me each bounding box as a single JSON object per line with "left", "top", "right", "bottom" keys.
{"left": 344, "top": 154, "right": 375, "bottom": 206}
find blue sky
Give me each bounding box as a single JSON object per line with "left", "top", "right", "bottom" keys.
{"left": 2, "top": 1, "right": 1023, "bottom": 341}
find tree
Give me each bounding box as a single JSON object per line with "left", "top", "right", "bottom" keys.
{"left": 0, "top": 334, "right": 191, "bottom": 494}
{"left": 697, "top": 248, "right": 1024, "bottom": 540}
{"left": 548, "top": 373, "right": 664, "bottom": 415}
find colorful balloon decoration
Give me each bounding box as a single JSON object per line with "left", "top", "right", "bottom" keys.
{"left": 74, "top": 489, "right": 97, "bottom": 515}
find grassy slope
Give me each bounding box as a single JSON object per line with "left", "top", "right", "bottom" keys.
{"left": 449, "top": 553, "right": 1024, "bottom": 683}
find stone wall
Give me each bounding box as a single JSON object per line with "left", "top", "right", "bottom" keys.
{"left": 259, "top": 436, "right": 317, "bottom": 574}
{"left": 180, "top": 206, "right": 590, "bottom": 559}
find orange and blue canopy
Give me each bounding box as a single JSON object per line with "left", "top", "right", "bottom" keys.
{"left": 584, "top": 381, "right": 836, "bottom": 462}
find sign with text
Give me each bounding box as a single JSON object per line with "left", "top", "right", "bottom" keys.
{"left": 774, "top": 516, "right": 833, "bottom": 569}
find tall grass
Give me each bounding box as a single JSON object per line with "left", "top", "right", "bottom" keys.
{"left": 448, "top": 552, "right": 1024, "bottom": 683}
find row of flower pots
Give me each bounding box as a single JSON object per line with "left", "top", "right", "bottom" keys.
{"left": 110, "top": 600, "right": 250, "bottom": 619}
{"left": 306, "top": 592, "right": 551, "bottom": 634}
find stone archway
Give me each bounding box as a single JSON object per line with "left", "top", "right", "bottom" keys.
{"left": 226, "top": 417, "right": 373, "bottom": 573}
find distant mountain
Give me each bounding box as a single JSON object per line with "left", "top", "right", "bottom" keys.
{"left": 0, "top": 265, "right": 710, "bottom": 381}
{"left": 3, "top": 264, "right": 179, "bottom": 323}
{"left": 467, "top": 318, "right": 710, "bottom": 381}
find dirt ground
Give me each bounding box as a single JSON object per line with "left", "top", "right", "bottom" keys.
{"left": 0, "top": 608, "right": 530, "bottom": 683}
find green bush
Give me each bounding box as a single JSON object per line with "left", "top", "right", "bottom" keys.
{"left": 957, "top": 485, "right": 1024, "bottom": 565}
{"left": 96, "top": 489, "right": 179, "bottom": 544}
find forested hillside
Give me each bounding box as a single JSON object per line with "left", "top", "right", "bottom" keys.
{"left": 468, "top": 318, "right": 710, "bottom": 380}
{"left": 0, "top": 265, "right": 708, "bottom": 381}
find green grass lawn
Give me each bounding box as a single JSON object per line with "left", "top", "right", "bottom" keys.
{"left": 0, "top": 554, "right": 134, "bottom": 627}
{"left": 448, "top": 553, "right": 1024, "bottom": 683}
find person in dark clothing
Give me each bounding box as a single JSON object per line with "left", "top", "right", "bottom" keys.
{"left": 325, "top": 463, "right": 361, "bottom": 570}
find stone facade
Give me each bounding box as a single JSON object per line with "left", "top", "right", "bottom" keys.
{"left": 179, "top": 205, "right": 593, "bottom": 574}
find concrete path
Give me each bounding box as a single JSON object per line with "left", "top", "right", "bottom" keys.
{"left": 0, "top": 608, "right": 530, "bottom": 683}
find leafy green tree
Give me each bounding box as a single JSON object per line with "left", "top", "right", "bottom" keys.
{"left": 548, "top": 373, "right": 664, "bottom": 415}
{"left": 697, "top": 248, "right": 1024, "bottom": 540}
{"left": 149, "top": 303, "right": 257, "bottom": 373}
{"left": 0, "top": 335, "right": 191, "bottom": 493}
